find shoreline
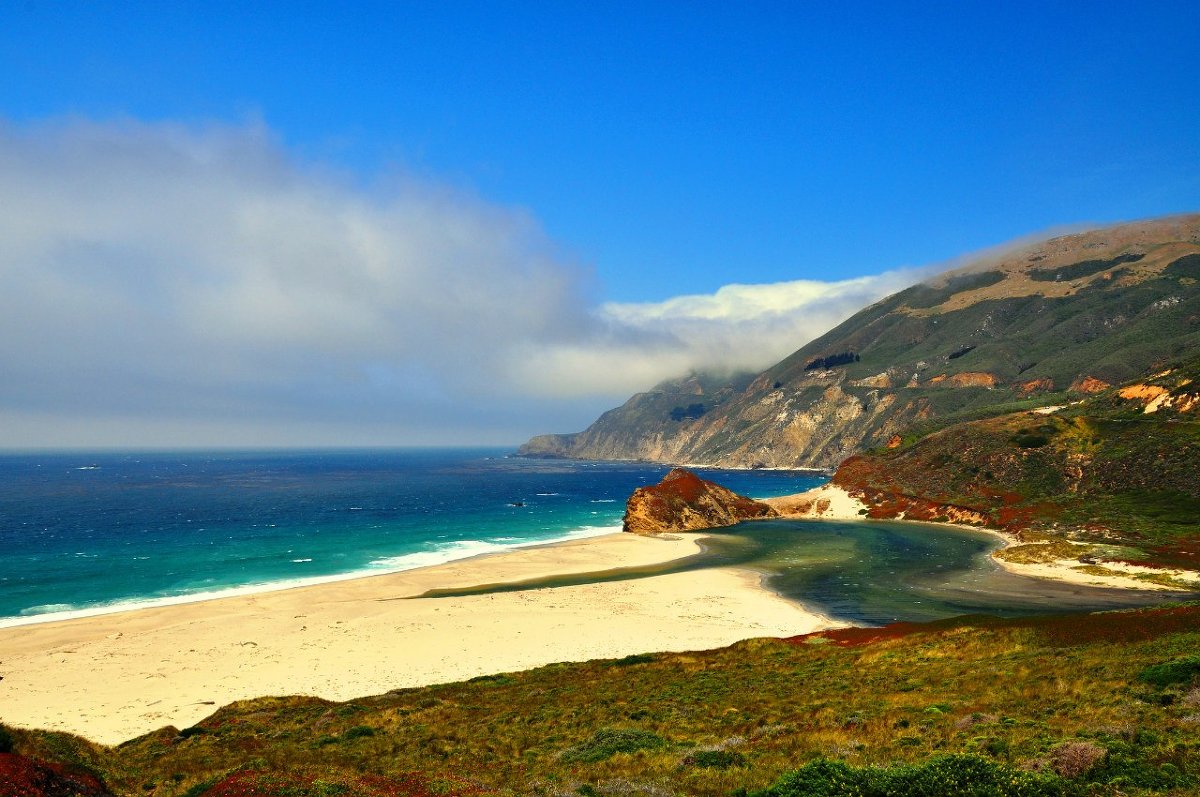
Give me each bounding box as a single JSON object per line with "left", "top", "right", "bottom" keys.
{"left": 0, "top": 531, "right": 842, "bottom": 746}
{"left": 3, "top": 482, "right": 1189, "bottom": 747}
{"left": 765, "top": 484, "right": 1199, "bottom": 593}
{"left": 0, "top": 523, "right": 625, "bottom": 631}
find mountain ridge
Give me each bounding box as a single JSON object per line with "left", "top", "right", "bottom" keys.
{"left": 520, "top": 213, "right": 1200, "bottom": 468}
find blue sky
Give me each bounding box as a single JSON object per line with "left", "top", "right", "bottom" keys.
{"left": 1, "top": 2, "right": 1198, "bottom": 445}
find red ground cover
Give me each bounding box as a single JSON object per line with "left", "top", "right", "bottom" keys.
{"left": 0, "top": 753, "right": 112, "bottom": 797}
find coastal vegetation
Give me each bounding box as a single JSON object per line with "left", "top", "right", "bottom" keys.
{"left": 3, "top": 604, "right": 1199, "bottom": 795}
{"left": 834, "top": 356, "right": 1200, "bottom": 583}
{"left": 803, "top": 352, "right": 860, "bottom": 371}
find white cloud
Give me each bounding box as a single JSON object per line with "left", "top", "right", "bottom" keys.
{"left": 507, "top": 273, "right": 924, "bottom": 398}
{"left": 0, "top": 117, "right": 923, "bottom": 445}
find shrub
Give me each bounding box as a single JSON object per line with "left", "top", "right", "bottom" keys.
{"left": 1166, "top": 253, "right": 1200, "bottom": 279}
{"left": 751, "top": 759, "right": 864, "bottom": 797}
{"left": 669, "top": 403, "right": 706, "bottom": 422}
{"left": 342, "top": 725, "right": 376, "bottom": 741}
{"left": 1137, "top": 656, "right": 1200, "bottom": 687}
{"left": 805, "top": 352, "right": 859, "bottom": 371}
{"left": 466, "top": 673, "right": 515, "bottom": 686}
{"left": 683, "top": 749, "right": 747, "bottom": 769}
{"left": 0, "top": 725, "right": 13, "bottom": 754}
{"left": 181, "top": 778, "right": 220, "bottom": 797}
{"left": 610, "top": 653, "right": 655, "bottom": 667}
{"left": 1050, "top": 741, "right": 1107, "bottom": 778}
{"left": 1029, "top": 253, "right": 1144, "bottom": 282}
{"left": 752, "top": 754, "right": 1070, "bottom": 797}
{"left": 178, "top": 726, "right": 206, "bottom": 739}
{"left": 560, "top": 728, "right": 667, "bottom": 764}
{"left": 1012, "top": 432, "right": 1050, "bottom": 449}
{"left": 1089, "top": 752, "right": 1195, "bottom": 789}
{"left": 879, "top": 754, "right": 1068, "bottom": 796}
{"left": 954, "top": 712, "right": 996, "bottom": 730}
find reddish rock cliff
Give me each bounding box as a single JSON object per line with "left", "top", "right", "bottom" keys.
{"left": 622, "top": 468, "right": 777, "bottom": 534}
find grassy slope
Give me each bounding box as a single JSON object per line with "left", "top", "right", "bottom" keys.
{"left": 4, "top": 606, "right": 1200, "bottom": 796}
{"left": 833, "top": 358, "right": 1200, "bottom": 581}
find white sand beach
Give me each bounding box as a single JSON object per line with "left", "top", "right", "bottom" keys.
{"left": 0, "top": 532, "right": 841, "bottom": 746}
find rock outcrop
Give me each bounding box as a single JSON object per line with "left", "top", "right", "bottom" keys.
{"left": 622, "top": 468, "right": 777, "bottom": 534}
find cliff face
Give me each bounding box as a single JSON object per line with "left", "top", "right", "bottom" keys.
{"left": 622, "top": 468, "right": 777, "bottom": 534}
{"left": 520, "top": 214, "right": 1200, "bottom": 469}
{"left": 520, "top": 371, "right": 755, "bottom": 461}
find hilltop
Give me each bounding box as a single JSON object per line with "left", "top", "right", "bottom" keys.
{"left": 521, "top": 214, "right": 1200, "bottom": 468}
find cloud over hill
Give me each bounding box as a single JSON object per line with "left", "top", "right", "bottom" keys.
{"left": 0, "top": 118, "right": 920, "bottom": 445}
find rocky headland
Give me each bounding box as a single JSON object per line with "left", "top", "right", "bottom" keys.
{"left": 622, "top": 468, "right": 777, "bottom": 533}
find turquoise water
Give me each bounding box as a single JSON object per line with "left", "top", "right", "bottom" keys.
{"left": 0, "top": 449, "right": 823, "bottom": 626}
{"left": 0, "top": 449, "right": 1174, "bottom": 629}
{"left": 415, "top": 519, "right": 1171, "bottom": 624}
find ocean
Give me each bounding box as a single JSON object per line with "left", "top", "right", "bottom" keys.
{"left": 0, "top": 449, "right": 825, "bottom": 627}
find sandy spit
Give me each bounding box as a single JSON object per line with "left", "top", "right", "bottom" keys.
{"left": 0, "top": 532, "right": 841, "bottom": 746}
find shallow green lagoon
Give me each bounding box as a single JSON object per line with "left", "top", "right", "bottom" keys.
{"left": 413, "top": 519, "right": 1175, "bottom": 625}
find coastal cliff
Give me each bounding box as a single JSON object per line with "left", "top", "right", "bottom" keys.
{"left": 622, "top": 468, "right": 777, "bottom": 533}
{"left": 521, "top": 214, "right": 1200, "bottom": 469}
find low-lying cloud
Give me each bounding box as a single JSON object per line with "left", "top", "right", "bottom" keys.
{"left": 0, "top": 118, "right": 920, "bottom": 446}
{"left": 509, "top": 274, "right": 922, "bottom": 398}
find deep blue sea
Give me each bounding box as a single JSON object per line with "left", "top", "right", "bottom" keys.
{"left": 0, "top": 449, "right": 825, "bottom": 626}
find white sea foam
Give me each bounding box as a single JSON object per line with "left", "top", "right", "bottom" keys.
{"left": 20, "top": 603, "right": 74, "bottom": 615}
{"left": 0, "top": 523, "right": 624, "bottom": 630}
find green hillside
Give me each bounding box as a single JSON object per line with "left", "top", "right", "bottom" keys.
{"left": 4, "top": 605, "right": 1199, "bottom": 796}
{"left": 520, "top": 214, "right": 1200, "bottom": 469}
{"left": 833, "top": 358, "right": 1200, "bottom": 583}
